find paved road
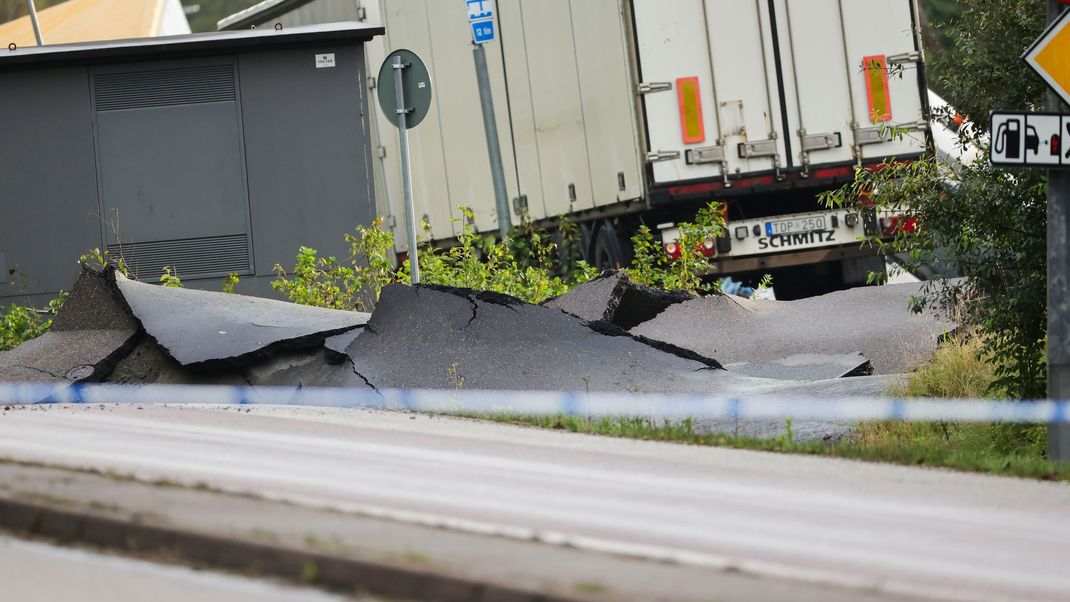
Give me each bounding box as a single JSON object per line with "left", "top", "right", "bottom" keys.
{"left": 0, "top": 534, "right": 357, "bottom": 602}
{"left": 0, "top": 404, "right": 1068, "bottom": 602}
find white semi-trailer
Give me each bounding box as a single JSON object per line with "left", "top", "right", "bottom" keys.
{"left": 222, "top": 0, "right": 929, "bottom": 295}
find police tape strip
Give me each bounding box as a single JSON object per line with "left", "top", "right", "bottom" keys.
{"left": 0, "top": 383, "right": 1068, "bottom": 423}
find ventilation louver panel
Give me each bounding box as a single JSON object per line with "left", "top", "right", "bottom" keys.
{"left": 94, "top": 65, "right": 236, "bottom": 111}
{"left": 107, "top": 234, "right": 251, "bottom": 282}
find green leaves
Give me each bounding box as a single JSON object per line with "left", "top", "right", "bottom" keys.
{"left": 159, "top": 266, "right": 183, "bottom": 288}
{"left": 626, "top": 202, "right": 726, "bottom": 295}
{"left": 273, "top": 204, "right": 724, "bottom": 311}
{"left": 0, "top": 290, "right": 66, "bottom": 352}
{"left": 409, "top": 207, "right": 597, "bottom": 304}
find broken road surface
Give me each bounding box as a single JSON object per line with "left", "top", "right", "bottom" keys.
{"left": 631, "top": 283, "right": 956, "bottom": 375}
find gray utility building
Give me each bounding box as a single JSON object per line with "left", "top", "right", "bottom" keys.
{"left": 0, "top": 22, "right": 383, "bottom": 305}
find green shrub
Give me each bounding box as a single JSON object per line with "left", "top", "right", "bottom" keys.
{"left": 626, "top": 202, "right": 725, "bottom": 295}
{"left": 273, "top": 203, "right": 726, "bottom": 308}
{"left": 408, "top": 207, "right": 598, "bottom": 304}
{"left": 272, "top": 217, "right": 403, "bottom": 311}
{"left": 1, "top": 293, "right": 67, "bottom": 351}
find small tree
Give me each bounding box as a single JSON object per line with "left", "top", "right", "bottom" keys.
{"left": 822, "top": 0, "right": 1049, "bottom": 398}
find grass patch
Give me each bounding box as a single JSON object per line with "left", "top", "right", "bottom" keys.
{"left": 464, "top": 337, "right": 1070, "bottom": 481}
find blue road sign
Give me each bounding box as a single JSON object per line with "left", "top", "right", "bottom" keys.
{"left": 466, "top": 0, "right": 495, "bottom": 44}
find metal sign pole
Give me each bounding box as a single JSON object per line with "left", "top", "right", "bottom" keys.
{"left": 26, "top": 0, "right": 44, "bottom": 46}
{"left": 1048, "top": 0, "right": 1070, "bottom": 462}
{"left": 393, "top": 55, "right": 420, "bottom": 284}
{"left": 473, "top": 43, "right": 511, "bottom": 237}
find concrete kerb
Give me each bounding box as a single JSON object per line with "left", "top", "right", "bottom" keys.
{"left": 0, "top": 495, "right": 596, "bottom": 602}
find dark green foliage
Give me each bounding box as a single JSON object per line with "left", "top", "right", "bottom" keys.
{"left": 823, "top": 0, "right": 1050, "bottom": 398}
{"left": 928, "top": 0, "right": 1048, "bottom": 119}
{"left": 1, "top": 293, "right": 65, "bottom": 351}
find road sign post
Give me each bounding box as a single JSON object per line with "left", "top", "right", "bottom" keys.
{"left": 1040, "top": 0, "right": 1070, "bottom": 462}
{"left": 378, "top": 50, "right": 432, "bottom": 285}
{"left": 466, "top": 0, "right": 511, "bottom": 237}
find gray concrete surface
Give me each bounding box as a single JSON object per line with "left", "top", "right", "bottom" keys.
{"left": 0, "top": 462, "right": 911, "bottom": 602}
{"left": 0, "top": 404, "right": 1067, "bottom": 602}
{"left": 631, "top": 283, "right": 956, "bottom": 374}
{"left": 0, "top": 534, "right": 357, "bottom": 602}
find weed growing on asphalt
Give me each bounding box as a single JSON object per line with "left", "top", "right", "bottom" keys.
{"left": 1, "top": 283, "right": 66, "bottom": 351}
{"left": 221, "top": 272, "right": 240, "bottom": 294}
{"left": 159, "top": 266, "right": 183, "bottom": 288}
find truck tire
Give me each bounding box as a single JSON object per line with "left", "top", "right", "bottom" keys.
{"left": 590, "top": 220, "right": 632, "bottom": 270}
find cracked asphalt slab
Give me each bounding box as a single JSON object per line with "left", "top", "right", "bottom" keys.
{"left": 114, "top": 273, "right": 369, "bottom": 367}
{"left": 724, "top": 352, "right": 874, "bottom": 381}
{"left": 543, "top": 270, "right": 693, "bottom": 330}
{"left": 631, "top": 282, "right": 956, "bottom": 375}
{"left": 0, "top": 269, "right": 138, "bottom": 384}
{"left": 345, "top": 284, "right": 889, "bottom": 396}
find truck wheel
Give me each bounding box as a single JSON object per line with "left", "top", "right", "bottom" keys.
{"left": 590, "top": 220, "right": 632, "bottom": 270}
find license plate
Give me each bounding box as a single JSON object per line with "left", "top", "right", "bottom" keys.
{"left": 765, "top": 216, "right": 827, "bottom": 236}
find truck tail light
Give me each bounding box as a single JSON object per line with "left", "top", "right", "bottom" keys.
{"left": 663, "top": 238, "right": 717, "bottom": 259}
{"left": 879, "top": 216, "right": 917, "bottom": 236}
{"left": 676, "top": 76, "right": 706, "bottom": 144}
{"left": 863, "top": 55, "right": 892, "bottom": 123}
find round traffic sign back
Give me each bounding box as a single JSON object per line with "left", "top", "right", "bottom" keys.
{"left": 378, "top": 49, "right": 432, "bottom": 129}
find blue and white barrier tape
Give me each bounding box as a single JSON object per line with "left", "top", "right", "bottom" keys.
{"left": 0, "top": 383, "right": 1067, "bottom": 423}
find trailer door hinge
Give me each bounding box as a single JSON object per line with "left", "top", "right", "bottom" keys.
{"left": 368, "top": 76, "right": 376, "bottom": 90}
{"left": 887, "top": 51, "right": 921, "bottom": 65}
{"left": 685, "top": 145, "right": 725, "bottom": 165}
{"left": 356, "top": 5, "right": 367, "bottom": 21}
{"left": 377, "top": 145, "right": 387, "bottom": 158}
{"left": 645, "top": 150, "right": 681, "bottom": 163}
{"left": 737, "top": 139, "right": 778, "bottom": 159}
{"left": 637, "top": 82, "right": 672, "bottom": 95}
{"left": 799, "top": 131, "right": 843, "bottom": 152}
{"left": 854, "top": 121, "right": 928, "bottom": 146}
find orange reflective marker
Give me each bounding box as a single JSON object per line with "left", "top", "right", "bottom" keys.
{"left": 863, "top": 55, "right": 892, "bottom": 123}
{"left": 676, "top": 76, "right": 706, "bottom": 144}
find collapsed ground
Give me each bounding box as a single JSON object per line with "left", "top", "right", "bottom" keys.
{"left": 0, "top": 267, "right": 955, "bottom": 441}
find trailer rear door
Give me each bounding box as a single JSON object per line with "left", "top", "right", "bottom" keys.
{"left": 633, "top": 0, "right": 788, "bottom": 185}
{"left": 633, "top": 0, "right": 926, "bottom": 186}
{"left": 775, "top": 0, "right": 926, "bottom": 169}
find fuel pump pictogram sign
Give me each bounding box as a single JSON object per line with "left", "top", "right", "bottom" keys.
{"left": 990, "top": 112, "right": 1070, "bottom": 168}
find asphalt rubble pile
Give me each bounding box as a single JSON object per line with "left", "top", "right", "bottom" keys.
{"left": 0, "top": 268, "right": 957, "bottom": 440}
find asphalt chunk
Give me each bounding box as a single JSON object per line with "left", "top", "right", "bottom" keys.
{"left": 0, "top": 267, "right": 139, "bottom": 384}
{"left": 544, "top": 271, "right": 694, "bottom": 330}
{"left": 114, "top": 274, "right": 369, "bottom": 368}
{"left": 631, "top": 283, "right": 956, "bottom": 375}
{"left": 344, "top": 284, "right": 891, "bottom": 400}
